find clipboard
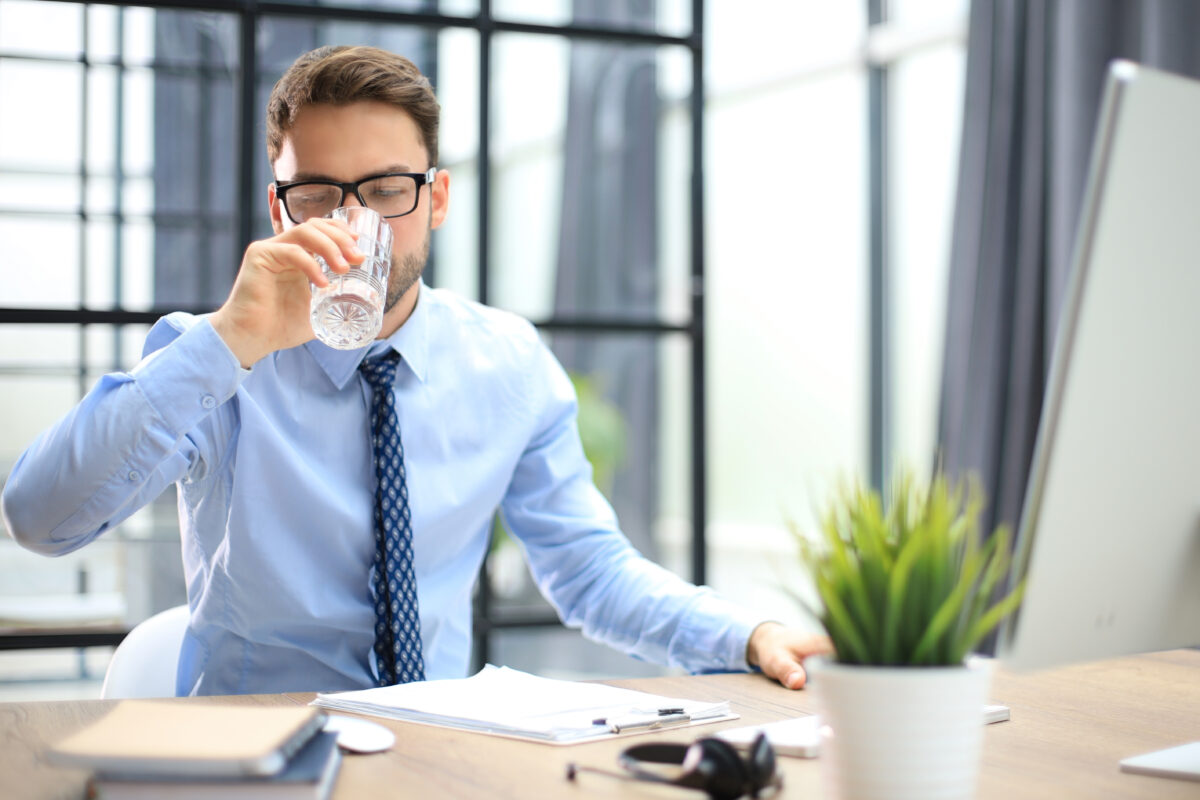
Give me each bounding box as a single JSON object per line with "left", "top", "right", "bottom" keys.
{"left": 312, "top": 665, "right": 738, "bottom": 745}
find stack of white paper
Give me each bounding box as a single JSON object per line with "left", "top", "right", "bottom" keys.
{"left": 312, "top": 665, "right": 736, "bottom": 745}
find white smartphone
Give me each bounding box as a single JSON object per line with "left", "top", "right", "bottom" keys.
{"left": 717, "top": 704, "right": 1011, "bottom": 760}
{"left": 716, "top": 715, "right": 822, "bottom": 758}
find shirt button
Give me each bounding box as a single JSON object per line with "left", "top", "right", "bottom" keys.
{"left": 127, "top": 470, "right": 142, "bottom": 483}
{"left": 201, "top": 394, "right": 217, "bottom": 409}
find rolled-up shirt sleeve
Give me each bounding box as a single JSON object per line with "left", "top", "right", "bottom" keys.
{"left": 2, "top": 315, "right": 247, "bottom": 556}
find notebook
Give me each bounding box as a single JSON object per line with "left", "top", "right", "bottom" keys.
{"left": 48, "top": 701, "right": 326, "bottom": 778}
{"left": 84, "top": 730, "right": 342, "bottom": 800}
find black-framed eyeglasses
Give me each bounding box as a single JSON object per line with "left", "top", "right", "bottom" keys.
{"left": 274, "top": 167, "right": 437, "bottom": 224}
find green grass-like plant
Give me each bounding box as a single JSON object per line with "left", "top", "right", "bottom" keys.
{"left": 792, "top": 471, "right": 1025, "bottom": 667}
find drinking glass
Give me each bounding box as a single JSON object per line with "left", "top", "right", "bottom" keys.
{"left": 309, "top": 206, "right": 394, "bottom": 350}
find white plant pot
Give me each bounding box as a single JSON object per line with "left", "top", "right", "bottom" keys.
{"left": 809, "top": 656, "right": 993, "bottom": 800}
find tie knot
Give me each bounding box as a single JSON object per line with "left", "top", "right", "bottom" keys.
{"left": 360, "top": 350, "right": 401, "bottom": 391}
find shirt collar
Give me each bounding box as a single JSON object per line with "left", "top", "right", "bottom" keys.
{"left": 303, "top": 281, "right": 431, "bottom": 390}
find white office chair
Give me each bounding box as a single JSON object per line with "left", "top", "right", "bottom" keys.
{"left": 100, "top": 604, "right": 190, "bottom": 699}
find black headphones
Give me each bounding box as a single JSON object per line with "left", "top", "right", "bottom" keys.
{"left": 566, "top": 732, "right": 781, "bottom": 800}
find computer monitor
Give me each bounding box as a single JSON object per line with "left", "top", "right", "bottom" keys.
{"left": 997, "top": 60, "right": 1200, "bottom": 781}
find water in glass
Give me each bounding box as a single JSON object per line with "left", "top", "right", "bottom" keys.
{"left": 310, "top": 243, "right": 386, "bottom": 350}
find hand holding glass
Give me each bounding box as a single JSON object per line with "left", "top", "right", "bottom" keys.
{"left": 309, "top": 206, "right": 393, "bottom": 350}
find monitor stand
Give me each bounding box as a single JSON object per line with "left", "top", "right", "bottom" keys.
{"left": 1119, "top": 742, "right": 1200, "bottom": 782}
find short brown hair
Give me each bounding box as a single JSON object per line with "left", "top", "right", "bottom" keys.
{"left": 265, "top": 45, "right": 440, "bottom": 168}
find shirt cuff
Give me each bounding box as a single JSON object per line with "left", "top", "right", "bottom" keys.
{"left": 673, "top": 590, "right": 764, "bottom": 672}
{"left": 131, "top": 318, "right": 247, "bottom": 436}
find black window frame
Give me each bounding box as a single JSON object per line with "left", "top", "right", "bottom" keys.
{"left": 0, "top": 0, "right": 715, "bottom": 667}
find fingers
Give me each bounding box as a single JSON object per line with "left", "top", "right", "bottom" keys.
{"left": 760, "top": 647, "right": 809, "bottom": 690}
{"left": 244, "top": 218, "right": 365, "bottom": 288}
{"left": 748, "top": 623, "right": 834, "bottom": 691}
{"left": 214, "top": 218, "right": 371, "bottom": 367}
{"left": 282, "top": 218, "right": 365, "bottom": 277}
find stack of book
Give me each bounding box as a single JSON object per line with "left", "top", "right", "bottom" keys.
{"left": 47, "top": 702, "right": 341, "bottom": 799}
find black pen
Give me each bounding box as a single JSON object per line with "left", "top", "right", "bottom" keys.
{"left": 592, "top": 707, "right": 686, "bottom": 726}
{"left": 593, "top": 711, "right": 692, "bottom": 734}
{"left": 609, "top": 712, "right": 691, "bottom": 734}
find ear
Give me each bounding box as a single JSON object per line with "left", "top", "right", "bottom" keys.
{"left": 268, "top": 181, "right": 286, "bottom": 235}
{"left": 429, "top": 168, "right": 450, "bottom": 230}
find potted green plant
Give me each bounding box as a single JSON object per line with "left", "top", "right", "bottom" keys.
{"left": 793, "top": 470, "right": 1024, "bottom": 800}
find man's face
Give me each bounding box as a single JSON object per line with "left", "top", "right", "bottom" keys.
{"left": 269, "top": 100, "right": 448, "bottom": 315}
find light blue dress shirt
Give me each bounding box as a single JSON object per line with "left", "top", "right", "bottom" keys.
{"left": 2, "top": 284, "right": 760, "bottom": 695}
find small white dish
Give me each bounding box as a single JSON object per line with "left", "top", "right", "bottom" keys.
{"left": 323, "top": 714, "right": 396, "bottom": 754}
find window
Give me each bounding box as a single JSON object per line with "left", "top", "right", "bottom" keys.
{"left": 0, "top": 0, "right": 968, "bottom": 697}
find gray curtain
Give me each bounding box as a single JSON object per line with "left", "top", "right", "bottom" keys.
{"left": 938, "top": 0, "right": 1200, "bottom": 536}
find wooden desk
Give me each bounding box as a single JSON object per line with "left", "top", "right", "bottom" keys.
{"left": 1, "top": 650, "right": 1197, "bottom": 799}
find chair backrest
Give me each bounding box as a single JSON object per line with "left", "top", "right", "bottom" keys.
{"left": 100, "top": 604, "right": 190, "bottom": 699}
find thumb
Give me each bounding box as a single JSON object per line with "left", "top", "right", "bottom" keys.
{"left": 764, "top": 653, "right": 808, "bottom": 690}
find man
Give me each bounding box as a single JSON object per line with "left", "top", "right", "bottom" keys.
{"left": 2, "top": 46, "right": 828, "bottom": 695}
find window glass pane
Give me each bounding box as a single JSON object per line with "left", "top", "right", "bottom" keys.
{"left": 434, "top": 159, "right": 479, "bottom": 300}
{"left": 488, "top": 627, "right": 672, "bottom": 681}
{"left": 703, "top": 6, "right": 866, "bottom": 629}
{"left": 707, "top": 68, "right": 869, "bottom": 541}
{"left": 0, "top": 501, "right": 184, "bottom": 626}
{"left": 431, "top": 27, "right": 479, "bottom": 299}
{"left": 122, "top": 219, "right": 157, "bottom": 310}
{"left": 0, "top": 173, "right": 77, "bottom": 214}
{"left": 257, "top": 18, "right": 438, "bottom": 83}
{"left": 123, "top": 68, "right": 155, "bottom": 176}
{"left": 307, "top": 0, "right": 474, "bottom": 13}
{"left": 82, "top": 222, "right": 115, "bottom": 308}
{"left": 489, "top": 33, "right": 564, "bottom": 317}
{"left": 705, "top": 1, "right": 865, "bottom": 95}
{"left": 122, "top": 6, "right": 156, "bottom": 66}
{"left": 490, "top": 34, "right": 690, "bottom": 323}
{"left": 87, "top": 4, "right": 120, "bottom": 61}
{"left": 0, "top": 371, "right": 80, "bottom": 470}
{"left": 151, "top": 9, "right": 240, "bottom": 310}
{"left": 0, "top": 59, "right": 82, "bottom": 172}
{"left": 0, "top": 536, "right": 127, "bottom": 631}
{"left": 492, "top": 0, "right": 690, "bottom": 38}
{"left": 889, "top": 45, "right": 965, "bottom": 476}
{"left": 0, "top": 216, "right": 80, "bottom": 307}
{"left": 0, "top": 0, "right": 82, "bottom": 58}
{"left": 152, "top": 11, "right": 236, "bottom": 69}
{"left": 86, "top": 67, "right": 118, "bottom": 175}
{"left": 0, "top": 649, "right": 114, "bottom": 702}
{"left": 84, "top": 324, "right": 153, "bottom": 373}
{"left": 890, "top": 0, "right": 968, "bottom": 25}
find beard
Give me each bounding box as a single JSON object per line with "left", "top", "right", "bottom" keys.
{"left": 383, "top": 228, "right": 430, "bottom": 313}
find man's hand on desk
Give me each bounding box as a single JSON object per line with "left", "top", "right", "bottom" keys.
{"left": 746, "top": 622, "right": 833, "bottom": 690}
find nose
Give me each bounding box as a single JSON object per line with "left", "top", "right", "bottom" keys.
{"left": 341, "top": 187, "right": 366, "bottom": 209}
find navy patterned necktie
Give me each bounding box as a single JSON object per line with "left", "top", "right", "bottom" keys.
{"left": 359, "top": 350, "right": 425, "bottom": 685}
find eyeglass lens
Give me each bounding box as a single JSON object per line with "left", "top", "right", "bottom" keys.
{"left": 284, "top": 174, "right": 422, "bottom": 223}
